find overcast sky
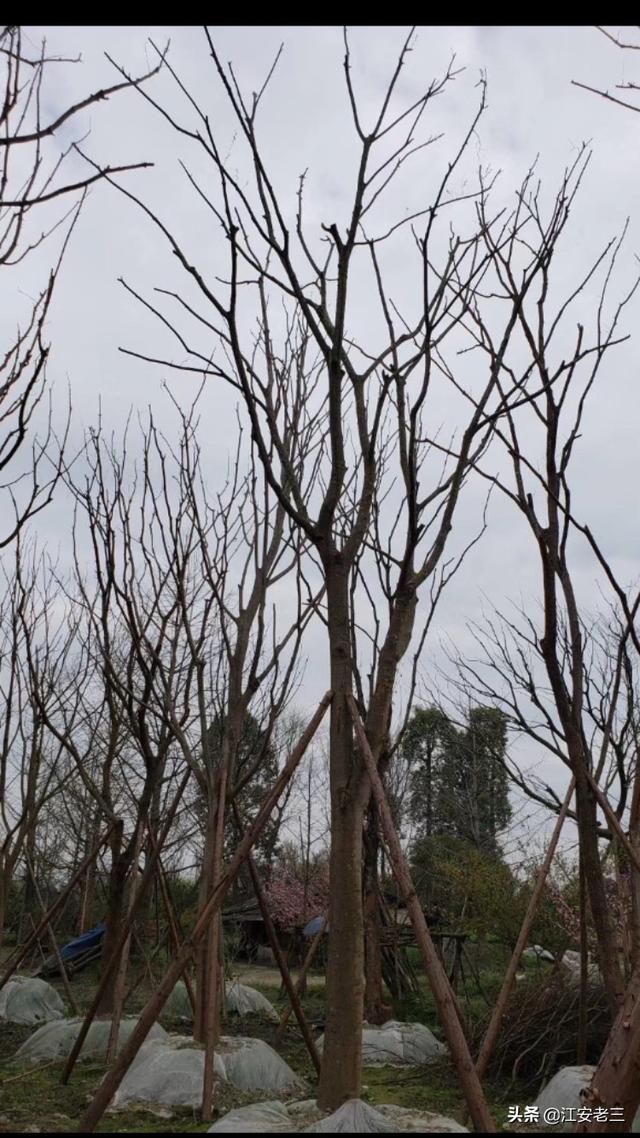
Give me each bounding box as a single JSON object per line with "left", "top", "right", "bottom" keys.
{"left": 13, "top": 25, "right": 640, "bottom": 859}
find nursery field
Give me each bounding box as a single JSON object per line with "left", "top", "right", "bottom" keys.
{"left": 2, "top": 21, "right": 637, "bottom": 1135}
{"left": 0, "top": 954, "right": 528, "bottom": 1133}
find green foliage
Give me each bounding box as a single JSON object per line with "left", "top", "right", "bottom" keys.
{"left": 402, "top": 705, "right": 511, "bottom": 856}
{"left": 409, "top": 833, "right": 525, "bottom": 938}
{"left": 410, "top": 829, "right": 577, "bottom": 954}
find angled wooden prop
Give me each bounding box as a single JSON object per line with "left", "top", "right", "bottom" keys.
{"left": 232, "top": 799, "right": 322, "bottom": 1074}
{"left": 475, "top": 777, "right": 575, "bottom": 1081}
{"left": 347, "top": 694, "right": 496, "bottom": 1134}
{"left": 24, "top": 851, "right": 79, "bottom": 1015}
{"left": 0, "top": 823, "right": 117, "bottom": 991}
{"left": 275, "top": 924, "right": 324, "bottom": 1044}
{"left": 61, "top": 768, "right": 192, "bottom": 1085}
{"left": 147, "top": 828, "right": 196, "bottom": 1013}
{"left": 76, "top": 690, "right": 332, "bottom": 1133}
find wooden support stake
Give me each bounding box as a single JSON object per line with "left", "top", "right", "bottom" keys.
{"left": 231, "top": 800, "right": 322, "bottom": 1075}
{"left": 105, "top": 825, "right": 146, "bottom": 1063}
{"left": 61, "top": 768, "right": 192, "bottom": 1085}
{"left": 201, "top": 762, "right": 229, "bottom": 1121}
{"left": 475, "top": 777, "right": 575, "bottom": 1081}
{"left": 76, "top": 691, "right": 332, "bottom": 1133}
{"left": 577, "top": 838, "right": 588, "bottom": 1065}
{"left": 585, "top": 768, "right": 640, "bottom": 875}
{"left": 0, "top": 824, "right": 116, "bottom": 992}
{"left": 275, "top": 925, "right": 324, "bottom": 1044}
{"left": 123, "top": 928, "right": 169, "bottom": 1004}
{"left": 25, "top": 853, "right": 79, "bottom": 1016}
{"left": 348, "top": 694, "right": 495, "bottom": 1134}
{"left": 147, "top": 830, "right": 196, "bottom": 1014}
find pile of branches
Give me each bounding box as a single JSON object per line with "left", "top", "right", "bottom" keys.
{"left": 474, "top": 972, "right": 612, "bottom": 1090}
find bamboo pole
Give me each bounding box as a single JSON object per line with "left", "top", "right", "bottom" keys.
{"left": 585, "top": 768, "right": 640, "bottom": 875}
{"left": 105, "top": 825, "right": 146, "bottom": 1063}
{"left": 25, "top": 853, "right": 79, "bottom": 1015}
{"left": 475, "top": 777, "right": 575, "bottom": 1081}
{"left": 201, "top": 762, "right": 230, "bottom": 1121}
{"left": 577, "top": 838, "right": 588, "bottom": 1065}
{"left": 275, "top": 924, "right": 324, "bottom": 1044}
{"left": 27, "top": 912, "right": 47, "bottom": 968}
{"left": 348, "top": 694, "right": 495, "bottom": 1134}
{"left": 147, "top": 830, "right": 196, "bottom": 1014}
{"left": 123, "top": 928, "right": 169, "bottom": 1004}
{"left": 0, "top": 824, "right": 116, "bottom": 991}
{"left": 61, "top": 768, "right": 192, "bottom": 1085}
{"left": 76, "top": 691, "right": 332, "bottom": 1133}
{"left": 231, "top": 800, "right": 321, "bottom": 1074}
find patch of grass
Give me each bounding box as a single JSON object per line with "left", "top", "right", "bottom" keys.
{"left": 0, "top": 954, "right": 541, "bottom": 1131}
{"left": 361, "top": 1057, "right": 515, "bottom": 1129}
{"left": 0, "top": 1021, "right": 32, "bottom": 1064}
{"left": 0, "top": 1057, "right": 103, "bottom": 1133}
{"left": 0, "top": 1048, "right": 301, "bottom": 1134}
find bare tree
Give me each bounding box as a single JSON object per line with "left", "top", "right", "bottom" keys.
{"left": 99, "top": 28, "right": 603, "bottom": 1112}
{"left": 443, "top": 149, "right": 640, "bottom": 1012}
{"left": 0, "top": 26, "right": 160, "bottom": 546}
{"left": 0, "top": 541, "right": 70, "bottom": 944}
{"left": 141, "top": 397, "right": 319, "bottom": 1117}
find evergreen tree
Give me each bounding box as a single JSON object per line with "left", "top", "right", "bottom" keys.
{"left": 400, "top": 707, "right": 453, "bottom": 839}
{"left": 404, "top": 705, "right": 511, "bottom": 853}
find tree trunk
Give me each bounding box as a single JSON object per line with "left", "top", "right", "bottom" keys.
{"left": 317, "top": 561, "right": 365, "bottom": 1111}
{"left": 96, "top": 822, "right": 128, "bottom": 1017}
{"left": 580, "top": 962, "right": 640, "bottom": 1131}
{"left": 194, "top": 799, "right": 216, "bottom": 1042}
{"left": 138, "top": 782, "right": 164, "bottom": 948}
{"left": 628, "top": 769, "right": 640, "bottom": 973}
{"left": 573, "top": 766, "right": 625, "bottom": 1011}
{"left": 18, "top": 827, "right": 38, "bottom": 945}
{"left": 0, "top": 856, "right": 11, "bottom": 948}
{"left": 363, "top": 802, "right": 390, "bottom": 1025}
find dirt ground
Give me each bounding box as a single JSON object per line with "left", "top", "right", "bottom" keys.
{"left": 235, "top": 963, "right": 325, "bottom": 988}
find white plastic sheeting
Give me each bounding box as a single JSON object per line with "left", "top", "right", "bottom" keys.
{"left": 221, "top": 1036, "right": 303, "bottom": 1093}
{"left": 15, "top": 1016, "right": 168, "bottom": 1063}
{"left": 208, "top": 1099, "right": 467, "bottom": 1133}
{"left": 316, "top": 1021, "right": 445, "bottom": 1066}
{"left": 522, "top": 945, "right": 555, "bottom": 963}
{"left": 110, "top": 1034, "right": 302, "bottom": 1109}
{"left": 0, "top": 976, "right": 64, "bottom": 1025}
{"left": 305, "top": 1101, "right": 395, "bottom": 1132}
{"left": 112, "top": 1037, "right": 225, "bottom": 1109}
{"left": 163, "top": 980, "right": 192, "bottom": 1021}
{"left": 226, "top": 981, "right": 278, "bottom": 1021}
{"left": 560, "top": 951, "right": 600, "bottom": 984}
{"left": 162, "top": 980, "right": 278, "bottom": 1023}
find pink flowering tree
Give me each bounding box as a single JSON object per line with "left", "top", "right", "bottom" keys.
{"left": 265, "top": 861, "right": 329, "bottom": 933}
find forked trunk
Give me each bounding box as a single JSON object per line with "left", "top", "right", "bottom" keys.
{"left": 0, "top": 857, "right": 10, "bottom": 948}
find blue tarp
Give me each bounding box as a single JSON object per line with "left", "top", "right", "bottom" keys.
{"left": 59, "top": 921, "right": 106, "bottom": 961}
{"left": 303, "top": 915, "right": 328, "bottom": 938}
